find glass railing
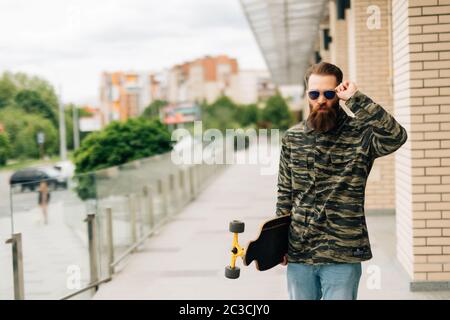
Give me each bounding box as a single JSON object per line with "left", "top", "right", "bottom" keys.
{"left": 8, "top": 173, "right": 97, "bottom": 300}
{"left": 3, "top": 139, "right": 231, "bottom": 299}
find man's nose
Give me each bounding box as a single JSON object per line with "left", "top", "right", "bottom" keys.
{"left": 317, "top": 94, "right": 326, "bottom": 104}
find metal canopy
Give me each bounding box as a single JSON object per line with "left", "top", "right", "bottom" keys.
{"left": 240, "top": 0, "right": 328, "bottom": 85}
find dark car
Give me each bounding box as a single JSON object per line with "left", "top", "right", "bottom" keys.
{"left": 9, "top": 168, "right": 58, "bottom": 192}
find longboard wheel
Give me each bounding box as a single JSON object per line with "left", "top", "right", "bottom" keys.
{"left": 225, "top": 266, "right": 240, "bottom": 279}
{"left": 229, "top": 220, "right": 245, "bottom": 233}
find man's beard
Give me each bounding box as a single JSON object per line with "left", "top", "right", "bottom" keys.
{"left": 307, "top": 101, "right": 340, "bottom": 133}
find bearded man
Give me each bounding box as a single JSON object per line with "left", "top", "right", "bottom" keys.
{"left": 276, "top": 62, "right": 407, "bottom": 300}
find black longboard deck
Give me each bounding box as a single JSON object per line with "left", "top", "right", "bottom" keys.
{"left": 243, "top": 214, "right": 291, "bottom": 271}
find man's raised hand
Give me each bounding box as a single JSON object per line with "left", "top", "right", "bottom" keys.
{"left": 335, "top": 80, "right": 358, "bottom": 102}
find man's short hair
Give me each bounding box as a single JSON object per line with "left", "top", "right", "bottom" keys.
{"left": 304, "top": 62, "right": 343, "bottom": 88}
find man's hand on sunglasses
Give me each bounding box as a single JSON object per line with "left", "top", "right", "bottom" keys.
{"left": 335, "top": 80, "right": 357, "bottom": 102}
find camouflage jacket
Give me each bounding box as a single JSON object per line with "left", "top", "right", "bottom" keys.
{"left": 276, "top": 91, "right": 408, "bottom": 264}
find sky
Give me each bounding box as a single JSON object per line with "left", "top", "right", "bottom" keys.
{"left": 0, "top": 0, "right": 267, "bottom": 105}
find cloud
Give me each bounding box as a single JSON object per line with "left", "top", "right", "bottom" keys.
{"left": 0, "top": 0, "right": 266, "bottom": 104}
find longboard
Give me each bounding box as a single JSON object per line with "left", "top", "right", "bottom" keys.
{"left": 243, "top": 214, "right": 291, "bottom": 271}
{"left": 226, "top": 214, "right": 291, "bottom": 279}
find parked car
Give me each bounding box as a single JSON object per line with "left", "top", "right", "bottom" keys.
{"left": 9, "top": 168, "right": 57, "bottom": 192}
{"left": 37, "top": 166, "right": 67, "bottom": 190}
{"left": 53, "top": 161, "right": 75, "bottom": 183}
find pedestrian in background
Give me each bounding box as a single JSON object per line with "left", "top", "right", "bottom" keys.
{"left": 38, "top": 180, "right": 50, "bottom": 225}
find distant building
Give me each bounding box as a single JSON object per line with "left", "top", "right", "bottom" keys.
{"left": 99, "top": 55, "right": 278, "bottom": 125}
{"left": 167, "top": 55, "right": 239, "bottom": 104}
{"left": 167, "top": 55, "right": 278, "bottom": 106}
{"left": 233, "top": 70, "right": 277, "bottom": 105}
{"left": 99, "top": 71, "right": 164, "bottom": 126}
{"left": 78, "top": 106, "right": 102, "bottom": 132}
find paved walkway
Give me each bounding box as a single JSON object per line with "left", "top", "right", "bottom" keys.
{"left": 93, "top": 144, "right": 450, "bottom": 300}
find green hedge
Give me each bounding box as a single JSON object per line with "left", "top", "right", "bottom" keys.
{"left": 0, "top": 132, "right": 11, "bottom": 166}
{"left": 73, "top": 118, "right": 174, "bottom": 200}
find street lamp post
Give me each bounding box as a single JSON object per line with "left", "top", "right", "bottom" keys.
{"left": 73, "top": 106, "right": 80, "bottom": 150}
{"left": 58, "top": 87, "right": 67, "bottom": 161}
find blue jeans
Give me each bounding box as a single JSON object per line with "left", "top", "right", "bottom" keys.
{"left": 287, "top": 262, "right": 362, "bottom": 300}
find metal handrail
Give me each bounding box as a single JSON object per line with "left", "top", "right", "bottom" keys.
{"left": 5, "top": 233, "right": 24, "bottom": 300}
{"left": 59, "top": 277, "right": 111, "bottom": 300}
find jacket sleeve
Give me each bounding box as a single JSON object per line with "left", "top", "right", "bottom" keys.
{"left": 276, "top": 132, "right": 293, "bottom": 217}
{"left": 345, "top": 90, "right": 408, "bottom": 159}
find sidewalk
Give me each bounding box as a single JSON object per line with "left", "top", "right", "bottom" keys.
{"left": 93, "top": 145, "right": 450, "bottom": 300}
{"left": 94, "top": 145, "right": 288, "bottom": 299}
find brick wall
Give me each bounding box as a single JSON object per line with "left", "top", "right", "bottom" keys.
{"left": 392, "top": 0, "right": 450, "bottom": 283}
{"left": 347, "top": 0, "right": 397, "bottom": 211}
{"left": 329, "top": 0, "right": 350, "bottom": 77}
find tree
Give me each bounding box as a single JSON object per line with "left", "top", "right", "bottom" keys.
{"left": 65, "top": 108, "right": 74, "bottom": 151}
{"left": 73, "top": 118, "right": 173, "bottom": 200}
{"left": 74, "top": 118, "right": 173, "bottom": 174}
{"left": 0, "top": 72, "right": 69, "bottom": 160}
{"left": 260, "top": 94, "right": 294, "bottom": 131}
{"left": 201, "top": 96, "right": 241, "bottom": 132}
{"left": 0, "top": 107, "right": 58, "bottom": 159}
{"left": 0, "top": 73, "right": 18, "bottom": 109}
{"left": 13, "top": 114, "right": 59, "bottom": 159}
{"left": 0, "top": 132, "right": 11, "bottom": 166}
{"left": 236, "top": 103, "right": 260, "bottom": 128}
{"left": 9, "top": 72, "right": 59, "bottom": 111}
{"left": 142, "top": 100, "right": 168, "bottom": 120}
{"left": 0, "top": 72, "right": 59, "bottom": 113}
{"left": 14, "top": 89, "right": 58, "bottom": 125}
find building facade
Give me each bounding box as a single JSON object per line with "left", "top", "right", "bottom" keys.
{"left": 99, "top": 71, "right": 164, "bottom": 126}
{"left": 167, "top": 55, "right": 239, "bottom": 104}
{"left": 100, "top": 55, "right": 278, "bottom": 125}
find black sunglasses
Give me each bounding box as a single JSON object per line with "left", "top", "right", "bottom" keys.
{"left": 308, "top": 90, "right": 336, "bottom": 100}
